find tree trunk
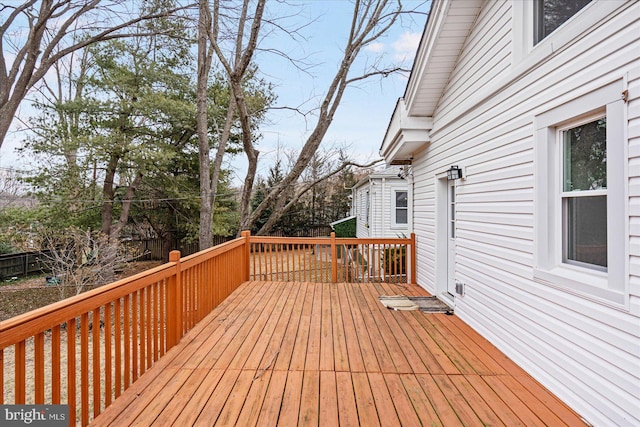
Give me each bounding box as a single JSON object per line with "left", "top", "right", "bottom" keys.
{"left": 197, "top": 0, "right": 213, "bottom": 250}
{"left": 101, "top": 154, "right": 119, "bottom": 236}
{"left": 109, "top": 171, "right": 143, "bottom": 239}
{"left": 210, "top": 101, "right": 235, "bottom": 210}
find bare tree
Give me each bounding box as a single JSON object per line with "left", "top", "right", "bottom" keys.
{"left": 200, "top": 0, "right": 421, "bottom": 236}
{"left": 37, "top": 227, "right": 130, "bottom": 298}
{"left": 0, "top": 0, "right": 191, "bottom": 149}
{"left": 258, "top": 156, "right": 382, "bottom": 234}
{"left": 205, "top": 0, "right": 265, "bottom": 240}
{"left": 0, "top": 167, "right": 31, "bottom": 208}
{"left": 196, "top": 0, "right": 214, "bottom": 249}
{"left": 197, "top": 0, "right": 269, "bottom": 248}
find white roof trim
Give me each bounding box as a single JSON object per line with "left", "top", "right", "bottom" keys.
{"left": 404, "top": 0, "right": 483, "bottom": 116}
{"left": 330, "top": 216, "right": 356, "bottom": 228}
{"left": 380, "top": 0, "right": 481, "bottom": 164}
{"left": 380, "top": 99, "right": 432, "bottom": 163}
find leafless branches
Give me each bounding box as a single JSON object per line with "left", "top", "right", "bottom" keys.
{"left": 0, "top": 0, "right": 195, "bottom": 148}
{"left": 240, "top": 0, "right": 416, "bottom": 233}
{"left": 36, "top": 227, "right": 131, "bottom": 298}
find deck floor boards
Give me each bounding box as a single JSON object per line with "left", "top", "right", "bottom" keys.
{"left": 90, "top": 281, "right": 587, "bottom": 426}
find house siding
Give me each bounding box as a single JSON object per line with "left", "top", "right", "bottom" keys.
{"left": 410, "top": 1, "right": 640, "bottom": 425}
{"left": 353, "top": 175, "right": 411, "bottom": 238}
{"left": 628, "top": 66, "right": 640, "bottom": 313}
{"left": 435, "top": 0, "right": 513, "bottom": 120}
{"left": 354, "top": 186, "right": 370, "bottom": 237}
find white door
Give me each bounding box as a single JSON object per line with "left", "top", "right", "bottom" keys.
{"left": 447, "top": 181, "right": 456, "bottom": 295}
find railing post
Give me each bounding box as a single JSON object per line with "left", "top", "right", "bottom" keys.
{"left": 167, "top": 250, "right": 182, "bottom": 349}
{"left": 331, "top": 232, "right": 338, "bottom": 283}
{"left": 241, "top": 230, "right": 251, "bottom": 281}
{"left": 410, "top": 233, "right": 417, "bottom": 284}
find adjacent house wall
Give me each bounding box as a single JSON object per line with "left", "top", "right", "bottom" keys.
{"left": 409, "top": 1, "right": 639, "bottom": 425}
{"left": 352, "top": 172, "right": 411, "bottom": 238}
{"left": 354, "top": 185, "right": 370, "bottom": 238}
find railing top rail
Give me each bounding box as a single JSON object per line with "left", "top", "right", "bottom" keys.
{"left": 180, "top": 237, "right": 245, "bottom": 268}
{"left": 248, "top": 236, "right": 330, "bottom": 242}
{"left": 331, "top": 237, "right": 412, "bottom": 244}
{"left": 0, "top": 261, "right": 177, "bottom": 348}
{"left": 248, "top": 236, "right": 413, "bottom": 245}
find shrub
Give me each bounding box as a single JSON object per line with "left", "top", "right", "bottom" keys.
{"left": 333, "top": 217, "right": 356, "bottom": 237}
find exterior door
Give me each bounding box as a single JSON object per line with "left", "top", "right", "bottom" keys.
{"left": 447, "top": 181, "right": 456, "bottom": 295}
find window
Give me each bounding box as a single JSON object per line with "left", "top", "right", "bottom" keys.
{"left": 365, "top": 190, "right": 370, "bottom": 227}
{"left": 394, "top": 190, "right": 408, "bottom": 225}
{"left": 534, "top": 80, "right": 626, "bottom": 305}
{"left": 561, "top": 117, "right": 607, "bottom": 270}
{"left": 449, "top": 184, "right": 455, "bottom": 239}
{"left": 512, "top": 0, "right": 618, "bottom": 69}
{"left": 533, "top": 0, "right": 592, "bottom": 45}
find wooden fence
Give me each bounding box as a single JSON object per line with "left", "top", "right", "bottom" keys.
{"left": 0, "top": 232, "right": 415, "bottom": 426}
{"left": 0, "top": 250, "right": 52, "bottom": 280}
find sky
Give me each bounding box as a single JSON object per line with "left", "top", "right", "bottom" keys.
{"left": 245, "top": 0, "right": 429, "bottom": 181}
{"left": 0, "top": 1, "right": 430, "bottom": 183}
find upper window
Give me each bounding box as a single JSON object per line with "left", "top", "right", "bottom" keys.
{"left": 394, "top": 190, "right": 408, "bottom": 225}
{"left": 534, "top": 0, "right": 592, "bottom": 44}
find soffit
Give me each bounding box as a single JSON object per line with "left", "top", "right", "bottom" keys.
{"left": 404, "top": 0, "right": 483, "bottom": 117}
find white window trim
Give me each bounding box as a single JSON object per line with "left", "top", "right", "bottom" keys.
{"left": 534, "top": 79, "right": 628, "bottom": 308}
{"left": 391, "top": 189, "right": 409, "bottom": 229}
{"left": 365, "top": 190, "right": 370, "bottom": 229}
{"left": 512, "top": 1, "right": 622, "bottom": 76}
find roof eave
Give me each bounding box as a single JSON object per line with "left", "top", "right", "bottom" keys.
{"left": 379, "top": 99, "right": 432, "bottom": 164}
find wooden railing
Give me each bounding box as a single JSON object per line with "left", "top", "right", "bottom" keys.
{"left": 248, "top": 233, "right": 416, "bottom": 284}
{"left": 0, "top": 232, "right": 415, "bottom": 425}
{"left": 0, "top": 237, "right": 248, "bottom": 426}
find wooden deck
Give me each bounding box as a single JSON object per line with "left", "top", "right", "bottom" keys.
{"left": 90, "top": 281, "right": 586, "bottom": 426}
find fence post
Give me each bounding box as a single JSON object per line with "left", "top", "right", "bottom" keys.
{"left": 410, "top": 233, "right": 417, "bottom": 284}
{"left": 331, "top": 232, "right": 338, "bottom": 283}
{"left": 166, "top": 250, "right": 182, "bottom": 349}
{"left": 241, "top": 230, "right": 251, "bottom": 281}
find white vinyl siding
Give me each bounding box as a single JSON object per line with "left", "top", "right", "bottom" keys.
{"left": 353, "top": 175, "right": 411, "bottom": 238}
{"left": 435, "top": 0, "right": 512, "bottom": 121}
{"left": 627, "top": 66, "right": 640, "bottom": 315}
{"left": 408, "top": 1, "right": 640, "bottom": 425}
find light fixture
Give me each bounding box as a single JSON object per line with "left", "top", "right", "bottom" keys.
{"left": 447, "top": 165, "right": 463, "bottom": 181}
{"left": 397, "top": 165, "right": 413, "bottom": 180}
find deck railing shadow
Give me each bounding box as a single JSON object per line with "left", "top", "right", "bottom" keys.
{"left": 0, "top": 231, "right": 415, "bottom": 426}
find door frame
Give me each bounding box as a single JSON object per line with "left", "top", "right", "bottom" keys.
{"left": 435, "top": 173, "right": 455, "bottom": 306}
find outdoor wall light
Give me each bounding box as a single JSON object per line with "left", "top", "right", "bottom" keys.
{"left": 447, "top": 165, "right": 463, "bottom": 181}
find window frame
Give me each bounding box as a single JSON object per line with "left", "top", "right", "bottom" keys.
{"left": 512, "top": 1, "right": 618, "bottom": 73}
{"left": 392, "top": 189, "right": 409, "bottom": 228}
{"left": 534, "top": 80, "right": 627, "bottom": 307}
{"left": 365, "top": 190, "right": 370, "bottom": 228}
{"left": 558, "top": 114, "right": 608, "bottom": 271}
{"left": 533, "top": 0, "right": 592, "bottom": 46}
